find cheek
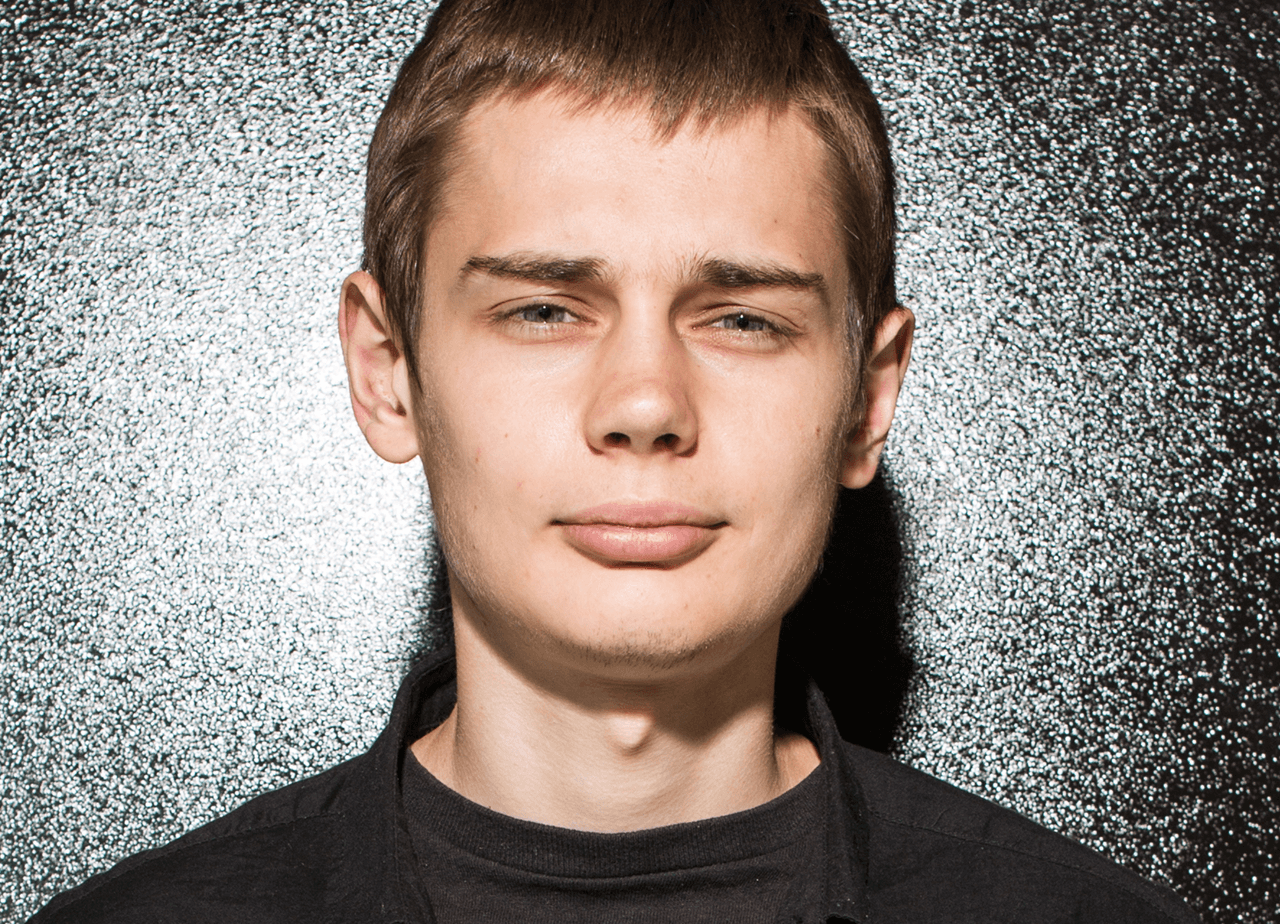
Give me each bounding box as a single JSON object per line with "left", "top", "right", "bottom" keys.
{"left": 415, "top": 359, "right": 571, "bottom": 521}
{"left": 743, "top": 368, "right": 848, "bottom": 485}
{"left": 720, "top": 372, "right": 845, "bottom": 567}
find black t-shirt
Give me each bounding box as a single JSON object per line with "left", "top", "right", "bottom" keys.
{"left": 402, "top": 749, "right": 826, "bottom": 924}
{"left": 30, "top": 648, "right": 1204, "bottom": 924}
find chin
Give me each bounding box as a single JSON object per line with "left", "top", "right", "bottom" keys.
{"left": 449, "top": 539, "right": 815, "bottom": 683}
{"left": 527, "top": 598, "right": 775, "bottom": 680}
{"left": 553, "top": 626, "right": 724, "bottom": 674}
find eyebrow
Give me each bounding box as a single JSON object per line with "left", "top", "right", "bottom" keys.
{"left": 461, "top": 254, "right": 608, "bottom": 285}
{"left": 693, "top": 257, "right": 826, "bottom": 295}
{"left": 460, "top": 252, "right": 826, "bottom": 295}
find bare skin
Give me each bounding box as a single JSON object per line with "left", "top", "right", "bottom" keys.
{"left": 414, "top": 602, "right": 815, "bottom": 830}
{"left": 339, "top": 88, "right": 913, "bottom": 832}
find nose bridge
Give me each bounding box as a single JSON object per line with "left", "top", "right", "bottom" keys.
{"left": 585, "top": 306, "right": 697, "bottom": 455}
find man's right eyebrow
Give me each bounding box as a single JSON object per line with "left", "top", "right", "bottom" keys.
{"left": 460, "top": 254, "right": 609, "bottom": 285}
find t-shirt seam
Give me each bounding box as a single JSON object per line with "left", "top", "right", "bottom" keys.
{"left": 418, "top": 829, "right": 815, "bottom": 882}
{"left": 45, "top": 809, "right": 345, "bottom": 917}
{"left": 865, "top": 806, "right": 1187, "bottom": 923}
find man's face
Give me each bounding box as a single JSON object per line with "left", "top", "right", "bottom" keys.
{"left": 414, "top": 89, "right": 855, "bottom": 679}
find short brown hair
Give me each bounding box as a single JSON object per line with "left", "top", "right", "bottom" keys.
{"left": 363, "top": 0, "right": 896, "bottom": 418}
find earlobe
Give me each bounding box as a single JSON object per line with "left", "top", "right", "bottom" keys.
{"left": 338, "top": 271, "right": 419, "bottom": 464}
{"left": 838, "top": 307, "right": 914, "bottom": 489}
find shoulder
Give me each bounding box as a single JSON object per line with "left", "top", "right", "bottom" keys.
{"left": 843, "top": 743, "right": 1203, "bottom": 924}
{"left": 28, "top": 756, "right": 367, "bottom": 924}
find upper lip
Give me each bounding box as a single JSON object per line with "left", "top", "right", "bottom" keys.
{"left": 556, "top": 502, "right": 725, "bottom": 529}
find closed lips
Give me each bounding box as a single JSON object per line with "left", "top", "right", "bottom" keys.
{"left": 556, "top": 504, "right": 725, "bottom": 564}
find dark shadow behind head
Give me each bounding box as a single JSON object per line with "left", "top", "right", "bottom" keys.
{"left": 777, "top": 470, "right": 912, "bottom": 753}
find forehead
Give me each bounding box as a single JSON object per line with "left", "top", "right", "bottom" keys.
{"left": 429, "top": 88, "right": 846, "bottom": 292}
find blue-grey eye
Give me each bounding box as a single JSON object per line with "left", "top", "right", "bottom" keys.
{"left": 716, "top": 312, "right": 768, "bottom": 332}
{"left": 517, "top": 304, "right": 573, "bottom": 323}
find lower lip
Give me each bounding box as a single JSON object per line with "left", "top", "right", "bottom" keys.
{"left": 560, "top": 523, "right": 716, "bottom": 564}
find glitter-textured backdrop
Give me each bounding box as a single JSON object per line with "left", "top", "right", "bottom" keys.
{"left": 2, "top": 2, "right": 1276, "bottom": 921}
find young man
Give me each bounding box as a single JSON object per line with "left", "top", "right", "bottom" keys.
{"left": 33, "top": 1, "right": 1201, "bottom": 921}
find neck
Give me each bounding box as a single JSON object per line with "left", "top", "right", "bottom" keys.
{"left": 411, "top": 605, "right": 818, "bottom": 832}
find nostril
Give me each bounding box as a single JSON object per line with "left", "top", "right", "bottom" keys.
{"left": 655, "top": 433, "right": 678, "bottom": 449}
{"left": 604, "top": 432, "right": 630, "bottom": 447}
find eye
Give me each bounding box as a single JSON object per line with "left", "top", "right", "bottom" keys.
{"left": 711, "top": 312, "right": 772, "bottom": 333}
{"left": 514, "top": 303, "right": 576, "bottom": 324}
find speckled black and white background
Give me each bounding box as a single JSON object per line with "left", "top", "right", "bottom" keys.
{"left": 2, "top": 1, "right": 1276, "bottom": 921}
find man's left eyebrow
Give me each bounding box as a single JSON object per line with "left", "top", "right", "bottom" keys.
{"left": 692, "top": 257, "right": 827, "bottom": 295}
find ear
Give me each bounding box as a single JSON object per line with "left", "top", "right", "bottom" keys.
{"left": 338, "top": 271, "right": 419, "bottom": 464}
{"left": 839, "top": 306, "right": 914, "bottom": 489}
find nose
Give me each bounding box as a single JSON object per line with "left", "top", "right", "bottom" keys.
{"left": 583, "top": 325, "right": 698, "bottom": 456}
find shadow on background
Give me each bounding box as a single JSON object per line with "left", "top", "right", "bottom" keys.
{"left": 407, "top": 471, "right": 912, "bottom": 753}
{"left": 777, "top": 470, "right": 912, "bottom": 753}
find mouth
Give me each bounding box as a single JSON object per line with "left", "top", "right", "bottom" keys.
{"left": 555, "top": 502, "right": 726, "bottom": 566}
